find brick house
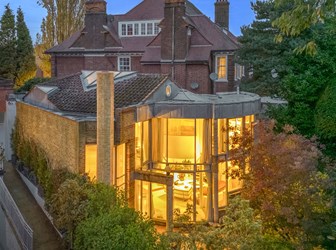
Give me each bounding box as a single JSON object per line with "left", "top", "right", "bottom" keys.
{"left": 19, "top": 71, "right": 260, "bottom": 229}
{"left": 47, "top": 0, "right": 244, "bottom": 94}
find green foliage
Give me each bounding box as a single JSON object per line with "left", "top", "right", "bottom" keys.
{"left": 0, "top": 4, "right": 16, "bottom": 80}
{"left": 270, "top": 17, "right": 336, "bottom": 154}
{"left": 315, "top": 84, "right": 336, "bottom": 140}
{"left": 273, "top": 0, "right": 336, "bottom": 54}
{"left": 15, "top": 7, "right": 36, "bottom": 87}
{"left": 236, "top": 0, "right": 295, "bottom": 96}
{"left": 36, "top": 0, "right": 85, "bottom": 76}
{"left": 50, "top": 179, "right": 89, "bottom": 248}
{"left": 231, "top": 121, "right": 336, "bottom": 249}
{"left": 74, "top": 207, "right": 159, "bottom": 250}
{"left": 15, "top": 77, "right": 50, "bottom": 93}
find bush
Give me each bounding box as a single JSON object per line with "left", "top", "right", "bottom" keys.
{"left": 15, "top": 77, "right": 50, "bottom": 93}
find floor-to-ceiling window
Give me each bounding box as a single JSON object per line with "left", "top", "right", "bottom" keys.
{"left": 135, "top": 118, "right": 211, "bottom": 221}
{"left": 134, "top": 115, "right": 254, "bottom": 222}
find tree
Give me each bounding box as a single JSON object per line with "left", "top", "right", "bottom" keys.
{"left": 50, "top": 179, "right": 88, "bottom": 248}
{"left": 270, "top": 16, "right": 336, "bottom": 154}
{"left": 273, "top": 0, "right": 336, "bottom": 54}
{"left": 231, "top": 121, "right": 336, "bottom": 249}
{"left": 36, "top": 0, "right": 85, "bottom": 76}
{"left": 161, "top": 197, "right": 290, "bottom": 250}
{"left": 236, "top": 1, "right": 294, "bottom": 96}
{"left": 15, "top": 7, "right": 36, "bottom": 87}
{"left": 0, "top": 4, "right": 16, "bottom": 80}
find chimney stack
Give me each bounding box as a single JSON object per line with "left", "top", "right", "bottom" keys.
{"left": 85, "top": 0, "right": 107, "bottom": 14}
{"left": 215, "top": 0, "right": 229, "bottom": 30}
{"left": 96, "top": 72, "right": 114, "bottom": 185}
{"left": 161, "top": 0, "right": 188, "bottom": 61}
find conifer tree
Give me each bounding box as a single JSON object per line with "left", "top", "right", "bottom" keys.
{"left": 236, "top": 1, "right": 294, "bottom": 96}
{"left": 16, "top": 7, "right": 36, "bottom": 87}
{"left": 0, "top": 4, "right": 16, "bottom": 80}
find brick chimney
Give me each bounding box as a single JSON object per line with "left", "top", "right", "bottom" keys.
{"left": 72, "top": 0, "right": 107, "bottom": 49}
{"left": 215, "top": 0, "right": 229, "bottom": 30}
{"left": 96, "top": 72, "right": 114, "bottom": 184}
{"left": 161, "top": 0, "right": 188, "bottom": 61}
{"left": 85, "top": 0, "right": 106, "bottom": 14}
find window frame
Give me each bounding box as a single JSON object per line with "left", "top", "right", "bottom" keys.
{"left": 118, "top": 56, "right": 131, "bottom": 72}
{"left": 215, "top": 54, "right": 228, "bottom": 81}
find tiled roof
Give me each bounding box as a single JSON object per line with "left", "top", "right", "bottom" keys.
{"left": 39, "top": 72, "right": 168, "bottom": 114}
{"left": 47, "top": 0, "right": 239, "bottom": 57}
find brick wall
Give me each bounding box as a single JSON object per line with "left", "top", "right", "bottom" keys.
{"left": 0, "top": 87, "right": 13, "bottom": 112}
{"left": 118, "top": 108, "right": 136, "bottom": 206}
{"left": 16, "top": 102, "right": 96, "bottom": 174}
{"left": 53, "top": 55, "right": 117, "bottom": 77}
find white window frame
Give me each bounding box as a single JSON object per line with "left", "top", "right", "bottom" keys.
{"left": 118, "top": 56, "right": 131, "bottom": 72}
{"left": 235, "top": 63, "right": 245, "bottom": 81}
{"left": 118, "top": 20, "right": 161, "bottom": 37}
{"left": 215, "top": 54, "right": 228, "bottom": 81}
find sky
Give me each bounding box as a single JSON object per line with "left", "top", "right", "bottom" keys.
{"left": 0, "top": 0, "right": 256, "bottom": 42}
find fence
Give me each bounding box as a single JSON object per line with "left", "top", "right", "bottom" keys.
{"left": 0, "top": 177, "right": 33, "bottom": 250}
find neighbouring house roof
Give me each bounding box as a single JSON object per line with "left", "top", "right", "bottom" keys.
{"left": 24, "top": 71, "right": 169, "bottom": 114}
{"left": 46, "top": 0, "right": 239, "bottom": 61}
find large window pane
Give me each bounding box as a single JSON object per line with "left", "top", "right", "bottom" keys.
{"left": 218, "top": 118, "right": 227, "bottom": 154}
{"left": 135, "top": 122, "right": 142, "bottom": 170}
{"left": 152, "top": 183, "right": 166, "bottom": 220}
{"left": 229, "top": 118, "right": 242, "bottom": 150}
{"left": 218, "top": 162, "right": 227, "bottom": 207}
{"left": 116, "top": 144, "right": 126, "bottom": 190}
{"left": 196, "top": 119, "right": 211, "bottom": 163}
{"left": 142, "top": 121, "right": 149, "bottom": 165}
{"left": 168, "top": 119, "right": 195, "bottom": 164}
{"left": 227, "top": 161, "right": 243, "bottom": 192}
{"left": 85, "top": 144, "right": 97, "bottom": 181}
{"left": 152, "top": 118, "right": 167, "bottom": 163}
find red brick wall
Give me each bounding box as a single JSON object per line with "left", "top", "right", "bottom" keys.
{"left": 186, "top": 64, "right": 211, "bottom": 94}
{"left": 0, "top": 87, "right": 13, "bottom": 112}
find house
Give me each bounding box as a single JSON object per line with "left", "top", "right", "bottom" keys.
{"left": 46, "top": 0, "right": 244, "bottom": 94}
{"left": 18, "top": 71, "right": 260, "bottom": 229}
{"left": 0, "top": 78, "right": 14, "bottom": 160}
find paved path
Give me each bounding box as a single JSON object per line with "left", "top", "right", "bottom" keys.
{"left": 3, "top": 161, "right": 63, "bottom": 250}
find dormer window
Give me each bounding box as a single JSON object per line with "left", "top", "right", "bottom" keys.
{"left": 119, "top": 20, "right": 161, "bottom": 37}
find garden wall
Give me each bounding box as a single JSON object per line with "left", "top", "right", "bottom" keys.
{"left": 16, "top": 102, "right": 96, "bottom": 174}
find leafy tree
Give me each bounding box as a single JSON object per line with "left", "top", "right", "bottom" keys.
{"left": 15, "top": 7, "right": 36, "bottom": 87}
{"left": 36, "top": 0, "right": 85, "bottom": 76}
{"left": 0, "top": 4, "right": 16, "bottom": 80}
{"left": 231, "top": 121, "right": 336, "bottom": 249}
{"left": 315, "top": 83, "right": 336, "bottom": 154}
{"left": 50, "top": 179, "right": 89, "bottom": 248}
{"left": 273, "top": 0, "right": 336, "bottom": 54}
{"left": 271, "top": 16, "right": 336, "bottom": 154}
{"left": 236, "top": 0, "right": 294, "bottom": 96}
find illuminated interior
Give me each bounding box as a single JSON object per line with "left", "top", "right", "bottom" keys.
{"left": 85, "top": 144, "right": 97, "bottom": 181}
{"left": 134, "top": 115, "right": 254, "bottom": 222}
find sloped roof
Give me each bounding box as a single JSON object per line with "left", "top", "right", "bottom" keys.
{"left": 32, "top": 72, "right": 168, "bottom": 114}
{"left": 47, "top": 0, "right": 239, "bottom": 57}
